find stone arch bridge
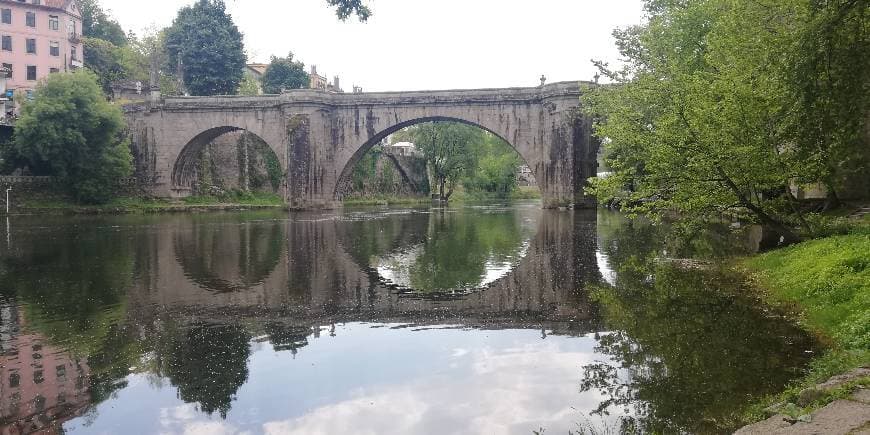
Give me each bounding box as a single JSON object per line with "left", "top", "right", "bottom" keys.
{"left": 126, "top": 81, "right": 598, "bottom": 208}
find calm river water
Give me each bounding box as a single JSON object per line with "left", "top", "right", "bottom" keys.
{"left": 0, "top": 203, "right": 818, "bottom": 434}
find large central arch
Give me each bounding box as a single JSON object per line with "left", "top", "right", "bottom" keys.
{"left": 333, "top": 116, "right": 537, "bottom": 200}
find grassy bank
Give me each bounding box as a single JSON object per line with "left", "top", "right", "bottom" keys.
{"left": 739, "top": 229, "right": 870, "bottom": 421}
{"left": 13, "top": 192, "right": 286, "bottom": 214}
{"left": 342, "top": 195, "right": 431, "bottom": 206}
{"left": 342, "top": 186, "right": 542, "bottom": 206}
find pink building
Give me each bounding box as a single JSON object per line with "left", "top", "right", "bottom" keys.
{"left": 0, "top": 305, "right": 91, "bottom": 434}
{"left": 0, "top": 0, "right": 83, "bottom": 100}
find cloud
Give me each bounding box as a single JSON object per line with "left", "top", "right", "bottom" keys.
{"left": 260, "top": 345, "right": 626, "bottom": 435}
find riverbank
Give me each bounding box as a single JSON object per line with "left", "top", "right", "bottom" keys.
{"left": 5, "top": 193, "right": 286, "bottom": 215}
{"left": 342, "top": 186, "right": 543, "bottom": 206}
{"left": 737, "top": 227, "right": 870, "bottom": 430}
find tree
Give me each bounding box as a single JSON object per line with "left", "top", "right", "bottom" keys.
{"left": 165, "top": 0, "right": 245, "bottom": 96}
{"left": 411, "top": 122, "right": 480, "bottom": 201}
{"left": 780, "top": 0, "right": 870, "bottom": 207}
{"left": 11, "top": 71, "right": 132, "bottom": 204}
{"left": 78, "top": 0, "right": 128, "bottom": 47}
{"left": 326, "top": 0, "right": 372, "bottom": 21}
{"left": 585, "top": 2, "right": 791, "bottom": 242}
{"left": 237, "top": 71, "right": 261, "bottom": 96}
{"left": 587, "top": 0, "right": 869, "bottom": 242}
{"left": 83, "top": 37, "right": 131, "bottom": 95}
{"left": 261, "top": 53, "right": 309, "bottom": 94}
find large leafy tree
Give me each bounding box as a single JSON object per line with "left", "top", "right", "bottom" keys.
{"left": 11, "top": 71, "right": 132, "bottom": 203}
{"left": 781, "top": 0, "right": 870, "bottom": 206}
{"left": 165, "top": 0, "right": 245, "bottom": 96}
{"left": 585, "top": 0, "right": 868, "bottom": 243}
{"left": 261, "top": 53, "right": 309, "bottom": 94}
{"left": 78, "top": 0, "right": 128, "bottom": 47}
{"left": 411, "top": 122, "right": 481, "bottom": 201}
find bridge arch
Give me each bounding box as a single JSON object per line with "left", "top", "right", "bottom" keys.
{"left": 172, "top": 126, "right": 284, "bottom": 194}
{"left": 333, "top": 116, "right": 541, "bottom": 200}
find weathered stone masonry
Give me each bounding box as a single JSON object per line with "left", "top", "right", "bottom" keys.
{"left": 126, "top": 81, "right": 598, "bottom": 209}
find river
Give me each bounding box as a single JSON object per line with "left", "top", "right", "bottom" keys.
{"left": 0, "top": 202, "right": 818, "bottom": 434}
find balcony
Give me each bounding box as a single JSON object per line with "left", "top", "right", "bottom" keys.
{"left": 70, "top": 58, "right": 83, "bottom": 69}
{"left": 68, "top": 33, "right": 81, "bottom": 44}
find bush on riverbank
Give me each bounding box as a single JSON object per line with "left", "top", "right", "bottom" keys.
{"left": 741, "top": 231, "right": 870, "bottom": 420}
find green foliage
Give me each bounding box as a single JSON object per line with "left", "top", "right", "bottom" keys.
{"left": 181, "top": 191, "right": 284, "bottom": 206}
{"left": 740, "top": 232, "right": 870, "bottom": 423}
{"left": 462, "top": 134, "right": 520, "bottom": 197}
{"left": 585, "top": 0, "right": 869, "bottom": 242}
{"left": 159, "top": 323, "right": 250, "bottom": 418}
{"left": 78, "top": 0, "right": 128, "bottom": 46}
{"left": 11, "top": 71, "right": 132, "bottom": 204}
{"left": 237, "top": 71, "right": 261, "bottom": 96}
{"left": 326, "top": 0, "right": 372, "bottom": 22}
{"left": 261, "top": 53, "right": 309, "bottom": 94}
{"left": 84, "top": 37, "right": 131, "bottom": 94}
{"left": 165, "top": 0, "right": 245, "bottom": 96}
{"left": 588, "top": 214, "right": 819, "bottom": 433}
{"left": 782, "top": 1, "right": 870, "bottom": 200}
{"left": 412, "top": 122, "right": 481, "bottom": 201}
{"left": 745, "top": 233, "right": 870, "bottom": 350}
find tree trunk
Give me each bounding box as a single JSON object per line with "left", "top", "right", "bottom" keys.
{"left": 716, "top": 166, "right": 802, "bottom": 246}
{"left": 822, "top": 183, "right": 841, "bottom": 211}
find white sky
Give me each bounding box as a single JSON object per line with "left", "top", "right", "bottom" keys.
{"left": 99, "top": 0, "right": 645, "bottom": 92}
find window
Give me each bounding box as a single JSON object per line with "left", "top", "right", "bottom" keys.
{"left": 1, "top": 9, "right": 10, "bottom": 25}
{"left": 71, "top": 46, "right": 77, "bottom": 60}
{"left": 67, "top": 19, "right": 76, "bottom": 36}
{"left": 33, "top": 369, "right": 44, "bottom": 384}
{"left": 49, "top": 41, "right": 58, "bottom": 56}
{"left": 25, "top": 38, "right": 35, "bottom": 54}
{"left": 26, "top": 65, "right": 36, "bottom": 81}
{"left": 1, "top": 35, "right": 10, "bottom": 51}
{"left": 25, "top": 12, "right": 34, "bottom": 27}
{"left": 56, "top": 365, "right": 66, "bottom": 380}
{"left": 49, "top": 67, "right": 58, "bottom": 74}
{"left": 48, "top": 15, "right": 58, "bottom": 30}
{"left": 2, "top": 64, "right": 12, "bottom": 79}
{"left": 8, "top": 373, "right": 19, "bottom": 388}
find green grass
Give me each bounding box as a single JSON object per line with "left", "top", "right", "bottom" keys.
{"left": 16, "top": 192, "right": 285, "bottom": 213}
{"left": 739, "top": 232, "right": 870, "bottom": 421}
{"left": 181, "top": 191, "right": 284, "bottom": 206}
{"left": 342, "top": 195, "right": 431, "bottom": 206}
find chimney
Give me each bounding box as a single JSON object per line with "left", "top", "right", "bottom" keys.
{"left": 333, "top": 76, "right": 340, "bottom": 91}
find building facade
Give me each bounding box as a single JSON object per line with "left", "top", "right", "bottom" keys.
{"left": 0, "top": 0, "right": 83, "bottom": 103}
{"left": 308, "top": 65, "right": 342, "bottom": 93}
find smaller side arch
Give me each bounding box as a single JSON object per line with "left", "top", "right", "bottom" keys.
{"left": 171, "top": 127, "right": 284, "bottom": 195}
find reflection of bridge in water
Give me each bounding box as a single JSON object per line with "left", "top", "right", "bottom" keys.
{"left": 130, "top": 208, "right": 603, "bottom": 334}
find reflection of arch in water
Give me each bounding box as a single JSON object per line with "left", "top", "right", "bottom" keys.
{"left": 173, "top": 221, "right": 285, "bottom": 293}
{"left": 333, "top": 204, "right": 550, "bottom": 297}
{"left": 334, "top": 117, "right": 541, "bottom": 202}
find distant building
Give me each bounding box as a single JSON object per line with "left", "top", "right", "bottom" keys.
{"left": 386, "top": 141, "right": 423, "bottom": 158}
{"left": 245, "top": 63, "right": 267, "bottom": 79}
{"left": 308, "top": 65, "right": 342, "bottom": 93}
{"left": 109, "top": 79, "right": 146, "bottom": 102}
{"left": 0, "top": 0, "right": 85, "bottom": 104}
